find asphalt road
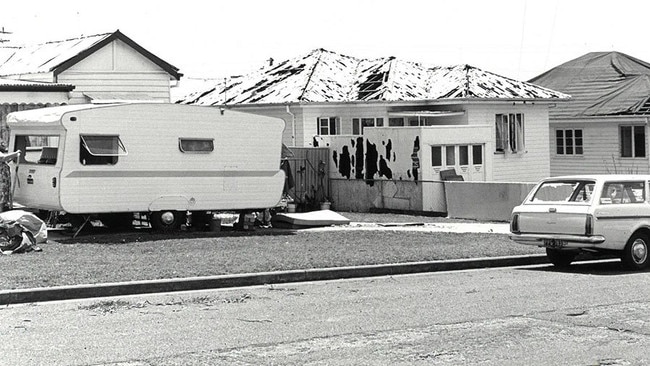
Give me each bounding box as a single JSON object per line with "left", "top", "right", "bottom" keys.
{"left": 1, "top": 259, "right": 649, "bottom": 365}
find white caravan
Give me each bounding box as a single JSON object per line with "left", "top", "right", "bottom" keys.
{"left": 6, "top": 103, "right": 286, "bottom": 231}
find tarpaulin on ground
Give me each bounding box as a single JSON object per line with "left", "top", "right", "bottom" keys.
{"left": 530, "top": 51, "right": 650, "bottom": 117}
{"left": 0, "top": 210, "right": 47, "bottom": 254}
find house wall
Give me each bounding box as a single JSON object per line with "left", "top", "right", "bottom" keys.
{"left": 550, "top": 117, "right": 650, "bottom": 176}
{"left": 467, "top": 104, "right": 550, "bottom": 182}
{"left": 56, "top": 39, "right": 173, "bottom": 104}
{"left": 301, "top": 104, "right": 389, "bottom": 147}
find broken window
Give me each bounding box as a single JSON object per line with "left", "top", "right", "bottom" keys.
{"left": 13, "top": 134, "right": 60, "bottom": 165}
{"left": 80, "top": 135, "right": 127, "bottom": 165}
{"left": 495, "top": 113, "right": 525, "bottom": 153}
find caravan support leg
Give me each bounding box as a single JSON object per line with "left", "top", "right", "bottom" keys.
{"left": 72, "top": 215, "right": 92, "bottom": 238}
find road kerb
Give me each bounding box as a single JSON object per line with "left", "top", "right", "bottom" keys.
{"left": 0, "top": 254, "right": 549, "bottom": 305}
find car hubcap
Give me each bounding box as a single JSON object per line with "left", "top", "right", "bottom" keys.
{"left": 160, "top": 211, "right": 176, "bottom": 226}
{"left": 632, "top": 239, "right": 648, "bottom": 264}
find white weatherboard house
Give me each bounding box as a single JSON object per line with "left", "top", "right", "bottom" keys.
{"left": 0, "top": 78, "right": 74, "bottom": 142}
{"left": 0, "top": 30, "right": 182, "bottom": 140}
{"left": 530, "top": 51, "right": 650, "bottom": 176}
{"left": 177, "top": 48, "right": 568, "bottom": 186}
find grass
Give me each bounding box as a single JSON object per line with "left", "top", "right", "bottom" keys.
{"left": 0, "top": 212, "right": 543, "bottom": 290}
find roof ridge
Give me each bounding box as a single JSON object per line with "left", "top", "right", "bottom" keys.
{"left": 298, "top": 49, "right": 325, "bottom": 101}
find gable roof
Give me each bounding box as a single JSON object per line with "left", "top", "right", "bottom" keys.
{"left": 0, "top": 30, "right": 182, "bottom": 80}
{"left": 176, "top": 48, "right": 568, "bottom": 106}
{"left": 529, "top": 51, "right": 650, "bottom": 117}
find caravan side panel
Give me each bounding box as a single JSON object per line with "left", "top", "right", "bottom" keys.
{"left": 56, "top": 104, "right": 285, "bottom": 213}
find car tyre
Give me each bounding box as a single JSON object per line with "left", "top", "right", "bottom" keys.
{"left": 546, "top": 248, "right": 577, "bottom": 268}
{"left": 150, "top": 211, "right": 186, "bottom": 232}
{"left": 621, "top": 232, "right": 650, "bottom": 271}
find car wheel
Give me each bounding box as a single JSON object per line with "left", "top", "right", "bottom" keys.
{"left": 546, "top": 248, "right": 577, "bottom": 268}
{"left": 150, "top": 211, "right": 186, "bottom": 232}
{"left": 621, "top": 232, "right": 650, "bottom": 270}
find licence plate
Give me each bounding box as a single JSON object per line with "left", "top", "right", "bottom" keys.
{"left": 543, "top": 239, "right": 567, "bottom": 248}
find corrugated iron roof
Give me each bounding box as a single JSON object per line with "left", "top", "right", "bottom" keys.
{"left": 0, "top": 77, "right": 74, "bottom": 91}
{"left": 176, "top": 48, "right": 569, "bottom": 105}
{"left": 530, "top": 51, "right": 650, "bottom": 117}
{"left": 0, "top": 30, "right": 182, "bottom": 80}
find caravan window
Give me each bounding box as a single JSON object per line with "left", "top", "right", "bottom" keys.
{"left": 14, "top": 135, "right": 60, "bottom": 165}
{"left": 80, "top": 135, "right": 127, "bottom": 165}
{"left": 179, "top": 138, "right": 214, "bottom": 153}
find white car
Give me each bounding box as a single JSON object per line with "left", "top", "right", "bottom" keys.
{"left": 510, "top": 175, "right": 650, "bottom": 270}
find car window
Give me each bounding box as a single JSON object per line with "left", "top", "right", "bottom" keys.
{"left": 600, "top": 181, "right": 645, "bottom": 204}
{"left": 531, "top": 181, "right": 595, "bottom": 203}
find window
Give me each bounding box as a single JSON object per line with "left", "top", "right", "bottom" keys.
{"left": 556, "top": 128, "right": 583, "bottom": 155}
{"left": 80, "top": 135, "right": 127, "bottom": 165}
{"left": 472, "top": 145, "right": 483, "bottom": 165}
{"left": 13, "top": 135, "right": 60, "bottom": 164}
{"left": 620, "top": 125, "right": 646, "bottom": 158}
{"left": 531, "top": 180, "right": 595, "bottom": 203}
{"left": 431, "top": 146, "right": 442, "bottom": 167}
{"left": 179, "top": 138, "right": 214, "bottom": 153}
{"left": 495, "top": 113, "right": 525, "bottom": 153}
{"left": 352, "top": 117, "right": 384, "bottom": 135}
{"left": 445, "top": 146, "right": 455, "bottom": 165}
{"left": 459, "top": 145, "right": 469, "bottom": 165}
{"left": 388, "top": 118, "right": 404, "bottom": 127}
{"left": 600, "top": 181, "right": 645, "bottom": 204}
{"left": 318, "top": 117, "right": 340, "bottom": 135}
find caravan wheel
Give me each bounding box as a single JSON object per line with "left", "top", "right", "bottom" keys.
{"left": 150, "top": 211, "right": 186, "bottom": 231}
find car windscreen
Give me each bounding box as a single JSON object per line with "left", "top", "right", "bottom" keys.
{"left": 530, "top": 180, "right": 595, "bottom": 203}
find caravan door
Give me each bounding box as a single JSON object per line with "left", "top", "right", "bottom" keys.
{"left": 11, "top": 134, "right": 62, "bottom": 210}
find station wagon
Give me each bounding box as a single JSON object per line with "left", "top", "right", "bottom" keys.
{"left": 510, "top": 175, "right": 650, "bottom": 270}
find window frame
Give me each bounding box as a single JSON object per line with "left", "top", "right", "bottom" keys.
{"left": 352, "top": 117, "right": 384, "bottom": 135}
{"left": 318, "top": 117, "right": 340, "bottom": 136}
{"left": 178, "top": 138, "right": 215, "bottom": 154}
{"left": 495, "top": 113, "right": 525, "bottom": 153}
{"left": 13, "top": 134, "right": 60, "bottom": 165}
{"left": 620, "top": 125, "right": 646, "bottom": 158}
{"left": 79, "top": 134, "right": 127, "bottom": 166}
{"left": 556, "top": 128, "right": 584, "bottom": 156}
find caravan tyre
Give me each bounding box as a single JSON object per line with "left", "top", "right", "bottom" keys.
{"left": 150, "top": 211, "right": 186, "bottom": 232}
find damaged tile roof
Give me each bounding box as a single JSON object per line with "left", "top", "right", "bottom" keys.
{"left": 176, "top": 48, "right": 569, "bottom": 105}
{"left": 0, "top": 30, "right": 182, "bottom": 79}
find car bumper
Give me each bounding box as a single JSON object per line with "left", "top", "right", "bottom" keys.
{"left": 509, "top": 233, "right": 606, "bottom": 247}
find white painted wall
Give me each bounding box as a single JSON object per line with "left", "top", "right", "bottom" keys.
{"left": 550, "top": 116, "right": 650, "bottom": 176}
{"left": 231, "top": 102, "right": 553, "bottom": 185}
{"left": 467, "top": 104, "right": 551, "bottom": 182}
{"left": 57, "top": 39, "right": 173, "bottom": 104}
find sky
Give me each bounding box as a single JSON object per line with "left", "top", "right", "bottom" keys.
{"left": 3, "top": 0, "right": 650, "bottom": 86}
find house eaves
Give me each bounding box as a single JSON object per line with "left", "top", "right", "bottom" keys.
{"left": 0, "top": 30, "right": 182, "bottom": 81}
{"left": 51, "top": 30, "right": 182, "bottom": 80}
{"left": 0, "top": 78, "right": 74, "bottom": 92}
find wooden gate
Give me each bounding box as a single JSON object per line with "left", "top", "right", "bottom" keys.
{"left": 283, "top": 147, "right": 329, "bottom": 210}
